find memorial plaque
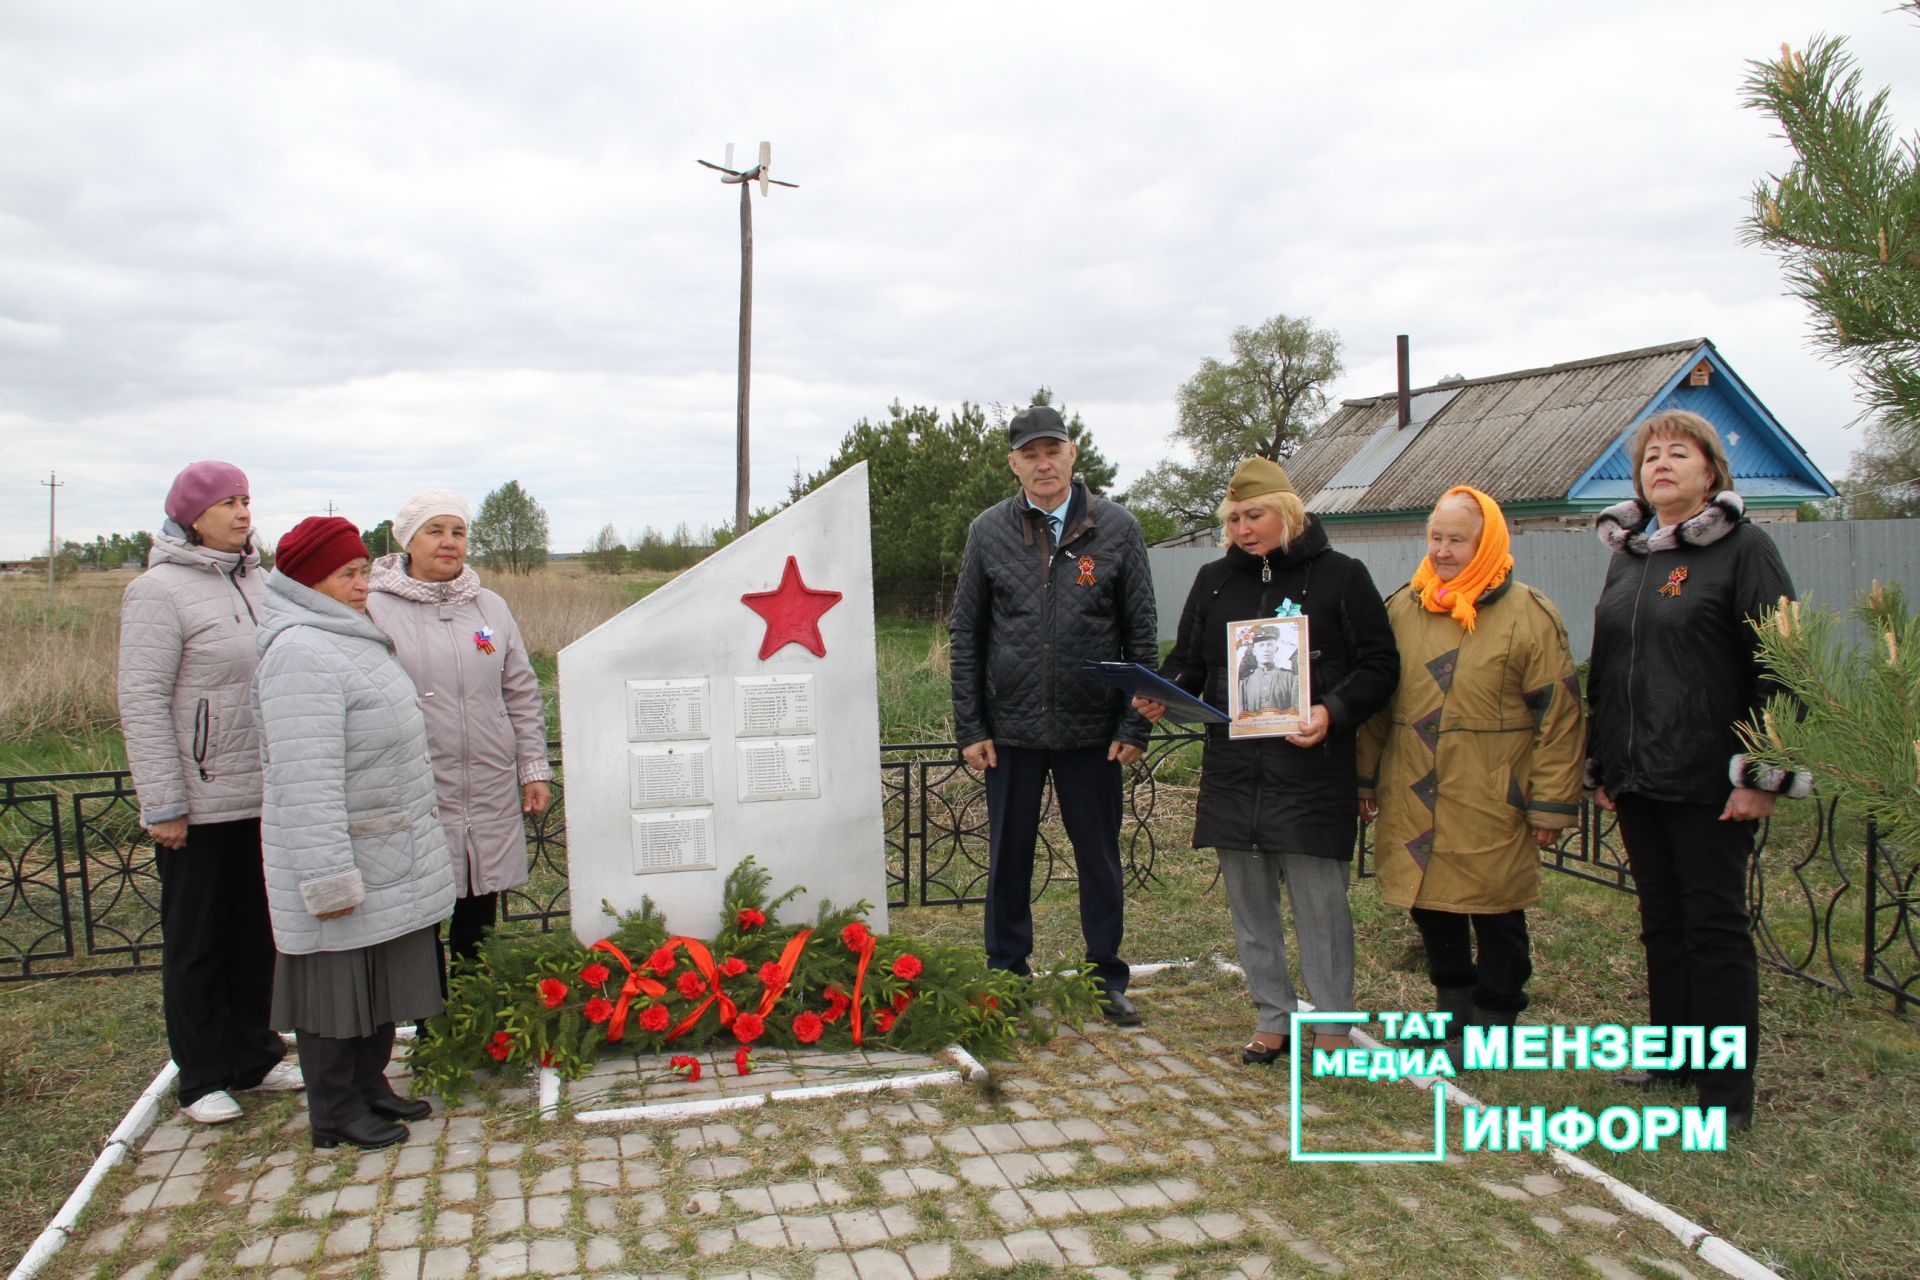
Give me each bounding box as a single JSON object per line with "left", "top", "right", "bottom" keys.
{"left": 736, "top": 737, "right": 818, "bottom": 803}
{"left": 560, "top": 465, "right": 888, "bottom": 940}
{"left": 734, "top": 674, "right": 815, "bottom": 737}
{"left": 629, "top": 743, "right": 712, "bottom": 810}
{"left": 630, "top": 809, "right": 716, "bottom": 875}
{"left": 626, "top": 678, "right": 709, "bottom": 741}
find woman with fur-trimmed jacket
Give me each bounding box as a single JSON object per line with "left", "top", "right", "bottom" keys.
{"left": 117, "top": 461, "right": 300, "bottom": 1125}
{"left": 256, "top": 517, "right": 455, "bottom": 1151}
{"left": 366, "top": 489, "right": 551, "bottom": 972}
{"left": 1587, "top": 409, "right": 1806, "bottom": 1135}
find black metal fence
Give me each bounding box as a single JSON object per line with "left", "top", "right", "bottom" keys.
{"left": 3, "top": 734, "right": 1914, "bottom": 1018}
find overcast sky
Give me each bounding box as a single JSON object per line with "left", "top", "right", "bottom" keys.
{"left": 5, "top": 1, "right": 1917, "bottom": 559}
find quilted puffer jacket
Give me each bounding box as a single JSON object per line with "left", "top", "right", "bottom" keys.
{"left": 367, "top": 554, "right": 552, "bottom": 898}
{"left": 1158, "top": 521, "right": 1400, "bottom": 861}
{"left": 253, "top": 570, "right": 455, "bottom": 955}
{"left": 950, "top": 480, "right": 1159, "bottom": 751}
{"left": 117, "top": 524, "right": 265, "bottom": 825}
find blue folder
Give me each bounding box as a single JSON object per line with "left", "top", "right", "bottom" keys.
{"left": 1081, "top": 661, "right": 1228, "bottom": 725}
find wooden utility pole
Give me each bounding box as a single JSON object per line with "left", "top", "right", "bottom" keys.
{"left": 696, "top": 142, "right": 799, "bottom": 539}
{"left": 41, "top": 471, "right": 63, "bottom": 605}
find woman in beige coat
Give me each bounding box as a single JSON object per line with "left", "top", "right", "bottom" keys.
{"left": 366, "top": 490, "right": 550, "bottom": 972}
{"left": 1357, "top": 486, "right": 1585, "bottom": 1036}
{"left": 118, "top": 460, "right": 301, "bottom": 1124}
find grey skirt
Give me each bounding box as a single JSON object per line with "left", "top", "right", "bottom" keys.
{"left": 271, "top": 926, "right": 443, "bottom": 1040}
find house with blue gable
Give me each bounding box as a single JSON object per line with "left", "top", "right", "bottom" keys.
{"left": 1281, "top": 338, "right": 1835, "bottom": 540}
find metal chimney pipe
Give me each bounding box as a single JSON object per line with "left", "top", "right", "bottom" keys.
{"left": 1396, "top": 334, "right": 1411, "bottom": 429}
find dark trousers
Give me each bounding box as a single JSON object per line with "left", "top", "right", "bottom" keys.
{"left": 156, "top": 818, "right": 286, "bottom": 1105}
{"left": 1615, "top": 795, "right": 1759, "bottom": 1110}
{"left": 983, "top": 744, "right": 1128, "bottom": 993}
{"left": 295, "top": 1024, "right": 400, "bottom": 1129}
{"left": 1410, "top": 907, "right": 1532, "bottom": 1013}
{"left": 446, "top": 891, "right": 499, "bottom": 967}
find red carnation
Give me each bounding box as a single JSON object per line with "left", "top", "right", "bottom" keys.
{"left": 822, "top": 986, "right": 851, "bottom": 1024}
{"left": 538, "top": 978, "right": 568, "bottom": 1008}
{"left": 646, "top": 947, "right": 676, "bottom": 976}
{"left": 669, "top": 1054, "right": 702, "bottom": 1082}
{"left": 892, "top": 990, "right": 913, "bottom": 1014}
{"left": 872, "top": 1007, "right": 896, "bottom": 1033}
{"left": 793, "top": 1010, "right": 824, "bottom": 1043}
{"left": 638, "top": 1004, "right": 670, "bottom": 1032}
{"left": 734, "top": 1045, "right": 752, "bottom": 1076}
{"left": 538, "top": 1048, "right": 556, "bottom": 1068}
{"left": 891, "top": 953, "right": 923, "bottom": 981}
{"left": 720, "top": 956, "right": 748, "bottom": 978}
{"left": 759, "top": 962, "right": 784, "bottom": 987}
{"left": 840, "top": 921, "right": 873, "bottom": 951}
{"left": 583, "top": 996, "right": 614, "bottom": 1025}
{"left": 485, "top": 1031, "right": 513, "bottom": 1061}
{"left": 737, "top": 907, "right": 766, "bottom": 930}
{"left": 677, "top": 971, "right": 707, "bottom": 1000}
{"left": 579, "top": 962, "right": 611, "bottom": 987}
{"left": 732, "top": 1013, "right": 765, "bottom": 1043}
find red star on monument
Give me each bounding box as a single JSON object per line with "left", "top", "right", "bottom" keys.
{"left": 740, "top": 555, "right": 843, "bottom": 660}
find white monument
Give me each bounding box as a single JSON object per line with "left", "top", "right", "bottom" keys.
{"left": 559, "top": 464, "right": 888, "bottom": 943}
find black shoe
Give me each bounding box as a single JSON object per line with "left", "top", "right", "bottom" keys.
{"left": 312, "top": 1113, "right": 409, "bottom": 1151}
{"left": 1615, "top": 1069, "right": 1691, "bottom": 1091}
{"left": 1241, "top": 1038, "right": 1288, "bottom": 1065}
{"left": 367, "top": 1094, "right": 433, "bottom": 1122}
{"left": 1099, "top": 991, "right": 1143, "bottom": 1026}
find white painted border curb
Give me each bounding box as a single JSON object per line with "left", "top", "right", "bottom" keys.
{"left": 1217, "top": 950, "right": 1783, "bottom": 1280}
{"left": 5, "top": 1060, "right": 177, "bottom": 1280}
{"left": 563, "top": 1043, "right": 990, "bottom": 1124}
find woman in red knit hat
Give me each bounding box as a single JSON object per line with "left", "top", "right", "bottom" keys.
{"left": 254, "top": 516, "right": 456, "bottom": 1151}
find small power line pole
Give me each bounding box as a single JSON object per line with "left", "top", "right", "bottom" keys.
{"left": 325, "top": 501, "right": 337, "bottom": 517}
{"left": 41, "top": 471, "right": 64, "bottom": 605}
{"left": 696, "top": 142, "right": 800, "bottom": 540}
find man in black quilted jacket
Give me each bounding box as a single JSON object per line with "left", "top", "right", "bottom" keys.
{"left": 949, "top": 404, "right": 1159, "bottom": 1023}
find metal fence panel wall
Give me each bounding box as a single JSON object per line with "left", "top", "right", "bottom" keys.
{"left": 1148, "top": 519, "right": 1920, "bottom": 654}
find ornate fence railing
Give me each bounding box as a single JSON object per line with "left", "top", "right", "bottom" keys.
{"left": 3, "top": 734, "right": 1914, "bottom": 1018}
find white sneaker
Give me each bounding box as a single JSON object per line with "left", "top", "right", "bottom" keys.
{"left": 182, "top": 1090, "right": 243, "bottom": 1124}
{"left": 246, "top": 1060, "right": 306, "bottom": 1092}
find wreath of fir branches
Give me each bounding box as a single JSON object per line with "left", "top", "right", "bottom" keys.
{"left": 410, "top": 858, "right": 1102, "bottom": 1100}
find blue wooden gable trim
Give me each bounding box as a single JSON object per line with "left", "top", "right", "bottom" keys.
{"left": 1567, "top": 342, "right": 1836, "bottom": 502}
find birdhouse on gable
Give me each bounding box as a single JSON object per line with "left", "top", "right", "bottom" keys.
{"left": 1688, "top": 359, "right": 1712, "bottom": 387}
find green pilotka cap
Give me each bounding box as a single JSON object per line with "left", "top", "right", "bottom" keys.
{"left": 1225, "top": 457, "right": 1295, "bottom": 501}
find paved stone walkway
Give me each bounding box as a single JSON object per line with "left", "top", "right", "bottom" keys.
{"left": 49, "top": 984, "right": 1743, "bottom": 1280}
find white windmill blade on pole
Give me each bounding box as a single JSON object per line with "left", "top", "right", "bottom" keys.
{"left": 726, "top": 142, "right": 735, "bottom": 170}
{"left": 758, "top": 141, "right": 772, "bottom": 196}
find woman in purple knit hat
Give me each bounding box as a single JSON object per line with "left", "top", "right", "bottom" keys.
{"left": 117, "top": 461, "right": 304, "bottom": 1125}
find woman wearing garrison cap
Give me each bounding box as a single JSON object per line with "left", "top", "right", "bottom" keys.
{"left": 118, "top": 461, "right": 303, "bottom": 1125}
{"left": 1133, "top": 458, "right": 1399, "bottom": 1064}
{"left": 367, "top": 490, "right": 551, "bottom": 977}
{"left": 1356, "top": 486, "right": 1585, "bottom": 1041}
{"left": 256, "top": 516, "right": 454, "bottom": 1151}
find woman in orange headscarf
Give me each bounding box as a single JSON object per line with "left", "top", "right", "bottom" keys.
{"left": 1357, "top": 487, "right": 1585, "bottom": 1036}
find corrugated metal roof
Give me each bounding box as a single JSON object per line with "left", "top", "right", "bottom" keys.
{"left": 1289, "top": 339, "right": 1703, "bottom": 514}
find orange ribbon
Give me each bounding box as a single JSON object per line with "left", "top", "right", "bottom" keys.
{"left": 847, "top": 931, "right": 878, "bottom": 1046}
{"left": 755, "top": 928, "right": 813, "bottom": 1018}
{"left": 661, "top": 937, "right": 738, "bottom": 1040}
{"left": 588, "top": 939, "right": 665, "bottom": 1043}
{"left": 1659, "top": 567, "right": 1688, "bottom": 598}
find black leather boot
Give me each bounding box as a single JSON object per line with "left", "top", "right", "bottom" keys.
{"left": 312, "top": 1113, "right": 408, "bottom": 1151}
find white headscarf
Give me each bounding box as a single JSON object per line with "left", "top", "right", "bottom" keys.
{"left": 394, "top": 489, "right": 471, "bottom": 551}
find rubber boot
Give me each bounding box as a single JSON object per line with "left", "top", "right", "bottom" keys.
{"left": 1432, "top": 985, "right": 1475, "bottom": 1045}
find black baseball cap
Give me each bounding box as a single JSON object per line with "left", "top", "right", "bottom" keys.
{"left": 1008, "top": 405, "right": 1071, "bottom": 448}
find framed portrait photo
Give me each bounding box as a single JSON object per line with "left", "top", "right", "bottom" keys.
{"left": 1225, "top": 615, "right": 1312, "bottom": 738}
